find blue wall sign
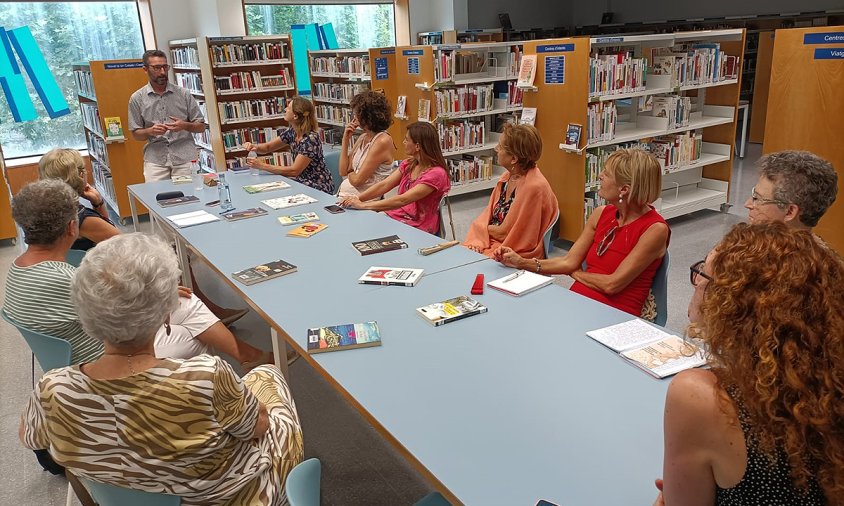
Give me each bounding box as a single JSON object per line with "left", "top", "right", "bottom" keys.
{"left": 814, "top": 48, "right": 844, "bottom": 59}
{"left": 803, "top": 32, "right": 844, "bottom": 44}
{"left": 537, "top": 44, "right": 574, "bottom": 53}
{"left": 544, "top": 55, "right": 565, "bottom": 84}
{"left": 104, "top": 61, "right": 143, "bottom": 70}
{"left": 380, "top": 48, "right": 395, "bottom": 55}
{"left": 595, "top": 37, "right": 624, "bottom": 43}
{"left": 375, "top": 57, "right": 389, "bottom": 80}
{"left": 402, "top": 49, "right": 423, "bottom": 56}
{"left": 407, "top": 57, "right": 420, "bottom": 75}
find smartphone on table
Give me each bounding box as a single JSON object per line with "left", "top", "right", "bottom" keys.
{"left": 324, "top": 205, "right": 345, "bottom": 214}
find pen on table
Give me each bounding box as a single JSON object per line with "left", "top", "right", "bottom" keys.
{"left": 502, "top": 270, "right": 525, "bottom": 283}
{"left": 220, "top": 208, "right": 236, "bottom": 215}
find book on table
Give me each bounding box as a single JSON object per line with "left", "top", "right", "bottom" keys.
{"left": 242, "top": 180, "right": 291, "bottom": 194}
{"left": 232, "top": 259, "right": 297, "bottom": 285}
{"left": 261, "top": 194, "right": 317, "bottom": 210}
{"left": 167, "top": 210, "right": 220, "bottom": 228}
{"left": 307, "top": 321, "right": 382, "bottom": 354}
{"left": 286, "top": 222, "right": 327, "bottom": 238}
{"left": 171, "top": 175, "right": 192, "bottom": 184}
{"left": 586, "top": 319, "right": 707, "bottom": 378}
{"left": 358, "top": 267, "right": 424, "bottom": 287}
{"left": 487, "top": 270, "right": 553, "bottom": 296}
{"left": 158, "top": 195, "right": 199, "bottom": 207}
{"left": 278, "top": 211, "right": 319, "bottom": 226}
{"left": 222, "top": 207, "right": 268, "bottom": 221}
{"left": 416, "top": 295, "right": 487, "bottom": 326}
{"left": 352, "top": 235, "right": 408, "bottom": 256}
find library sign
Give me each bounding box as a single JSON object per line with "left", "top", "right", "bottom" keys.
{"left": 803, "top": 32, "right": 844, "bottom": 60}
{"left": 0, "top": 26, "right": 70, "bottom": 122}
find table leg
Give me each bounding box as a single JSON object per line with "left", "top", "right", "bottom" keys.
{"left": 271, "top": 327, "right": 290, "bottom": 380}
{"left": 740, "top": 105, "right": 749, "bottom": 159}
{"left": 128, "top": 192, "right": 139, "bottom": 232}
{"left": 174, "top": 237, "right": 193, "bottom": 290}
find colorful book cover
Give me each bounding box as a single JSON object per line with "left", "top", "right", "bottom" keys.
{"left": 416, "top": 295, "right": 488, "bottom": 326}
{"left": 564, "top": 123, "right": 582, "bottom": 147}
{"left": 286, "top": 222, "right": 327, "bottom": 238}
{"left": 307, "top": 321, "right": 382, "bottom": 354}
{"left": 261, "top": 194, "right": 317, "bottom": 210}
{"left": 232, "top": 259, "right": 297, "bottom": 285}
{"left": 243, "top": 180, "right": 291, "bottom": 194}
{"left": 352, "top": 235, "right": 408, "bottom": 256}
{"left": 278, "top": 212, "right": 320, "bottom": 226}
{"left": 358, "top": 267, "right": 424, "bottom": 287}
{"left": 222, "top": 207, "right": 268, "bottom": 221}
{"left": 158, "top": 195, "right": 200, "bottom": 207}
{"left": 104, "top": 116, "right": 123, "bottom": 139}
{"left": 517, "top": 55, "right": 537, "bottom": 87}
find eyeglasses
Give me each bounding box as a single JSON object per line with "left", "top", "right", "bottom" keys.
{"left": 146, "top": 64, "right": 170, "bottom": 72}
{"left": 596, "top": 224, "right": 618, "bottom": 257}
{"left": 689, "top": 260, "right": 712, "bottom": 286}
{"left": 749, "top": 186, "right": 788, "bottom": 208}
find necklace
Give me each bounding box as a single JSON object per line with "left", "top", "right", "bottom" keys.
{"left": 102, "top": 352, "right": 155, "bottom": 375}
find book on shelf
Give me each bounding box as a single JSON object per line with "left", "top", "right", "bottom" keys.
{"left": 352, "top": 235, "right": 408, "bottom": 256}
{"left": 396, "top": 95, "right": 407, "bottom": 118}
{"left": 286, "top": 222, "right": 327, "bottom": 238}
{"left": 232, "top": 259, "right": 297, "bottom": 286}
{"left": 416, "top": 295, "right": 488, "bottom": 326}
{"left": 158, "top": 195, "right": 200, "bottom": 207}
{"left": 167, "top": 210, "right": 220, "bottom": 228}
{"left": 586, "top": 319, "right": 707, "bottom": 378}
{"left": 222, "top": 207, "right": 268, "bottom": 221}
{"left": 520, "top": 107, "right": 537, "bottom": 126}
{"left": 487, "top": 270, "right": 554, "bottom": 296}
{"left": 307, "top": 321, "right": 382, "bottom": 354}
{"left": 171, "top": 175, "right": 192, "bottom": 184}
{"left": 564, "top": 123, "right": 583, "bottom": 148}
{"left": 517, "top": 55, "right": 537, "bottom": 87}
{"left": 418, "top": 98, "right": 431, "bottom": 122}
{"left": 278, "top": 211, "right": 319, "bottom": 226}
{"left": 358, "top": 267, "right": 424, "bottom": 287}
{"left": 261, "top": 194, "right": 317, "bottom": 210}
{"left": 103, "top": 116, "right": 124, "bottom": 140}
{"left": 242, "top": 180, "right": 291, "bottom": 194}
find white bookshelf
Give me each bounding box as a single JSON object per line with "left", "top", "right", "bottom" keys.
{"left": 309, "top": 48, "right": 371, "bottom": 147}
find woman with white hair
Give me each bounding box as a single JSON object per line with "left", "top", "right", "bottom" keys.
{"left": 20, "top": 233, "right": 303, "bottom": 505}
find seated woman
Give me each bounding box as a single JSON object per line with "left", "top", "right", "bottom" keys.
{"left": 337, "top": 121, "right": 450, "bottom": 235}
{"left": 497, "top": 148, "right": 669, "bottom": 317}
{"left": 654, "top": 222, "right": 844, "bottom": 505}
{"left": 464, "top": 123, "right": 558, "bottom": 259}
{"left": 242, "top": 96, "right": 335, "bottom": 194}
{"left": 3, "top": 180, "right": 270, "bottom": 369}
{"left": 19, "top": 232, "right": 304, "bottom": 506}
{"left": 39, "top": 147, "right": 248, "bottom": 325}
{"left": 337, "top": 90, "right": 395, "bottom": 197}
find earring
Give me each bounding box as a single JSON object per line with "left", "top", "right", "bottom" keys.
{"left": 619, "top": 196, "right": 624, "bottom": 204}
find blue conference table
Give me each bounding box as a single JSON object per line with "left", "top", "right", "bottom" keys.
{"left": 128, "top": 173, "right": 669, "bottom": 506}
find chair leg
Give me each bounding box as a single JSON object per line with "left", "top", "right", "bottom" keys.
{"left": 445, "top": 196, "right": 456, "bottom": 240}
{"left": 66, "top": 483, "right": 74, "bottom": 506}
{"left": 66, "top": 470, "right": 97, "bottom": 506}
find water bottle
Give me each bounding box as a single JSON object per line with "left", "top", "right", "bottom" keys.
{"left": 247, "top": 150, "right": 259, "bottom": 176}
{"left": 191, "top": 159, "right": 203, "bottom": 191}
{"left": 218, "top": 172, "right": 233, "bottom": 212}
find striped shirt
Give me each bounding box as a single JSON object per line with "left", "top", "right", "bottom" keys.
{"left": 3, "top": 261, "right": 103, "bottom": 364}
{"left": 128, "top": 82, "right": 204, "bottom": 166}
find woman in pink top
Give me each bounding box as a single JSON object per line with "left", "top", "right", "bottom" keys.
{"left": 338, "top": 122, "right": 450, "bottom": 235}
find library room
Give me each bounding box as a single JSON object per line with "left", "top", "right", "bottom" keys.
{"left": 1, "top": 0, "right": 842, "bottom": 505}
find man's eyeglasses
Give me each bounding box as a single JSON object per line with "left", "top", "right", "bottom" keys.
{"left": 689, "top": 260, "right": 712, "bottom": 286}
{"left": 596, "top": 224, "right": 618, "bottom": 257}
{"left": 749, "top": 186, "right": 788, "bottom": 208}
{"left": 146, "top": 64, "right": 170, "bottom": 72}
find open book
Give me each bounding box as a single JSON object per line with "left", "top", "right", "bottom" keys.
{"left": 586, "top": 319, "right": 706, "bottom": 378}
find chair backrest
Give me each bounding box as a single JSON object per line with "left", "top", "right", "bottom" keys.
{"left": 286, "top": 458, "right": 321, "bottom": 506}
{"left": 651, "top": 249, "right": 670, "bottom": 327}
{"left": 323, "top": 149, "right": 343, "bottom": 192}
{"left": 65, "top": 249, "right": 86, "bottom": 267}
{"left": 1, "top": 309, "right": 72, "bottom": 372}
{"left": 542, "top": 209, "right": 560, "bottom": 259}
{"left": 80, "top": 477, "right": 181, "bottom": 506}
{"left": 415, "top": 491, "right": 452, "bottom": 505}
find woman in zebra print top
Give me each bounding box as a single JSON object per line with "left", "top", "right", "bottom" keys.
{"left": 20, "top": 233, "right": 303, "bottom": 506}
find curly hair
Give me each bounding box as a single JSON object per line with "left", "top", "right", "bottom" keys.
{"left": 759, "top": 150, "right": 838, "bottom": 227}
{"left": 698, "top": 222, "right": 844, "bottom": 502}
{"left": 350, "top": 90, "right": 392, "bottom": 132}
{"left": 12, "top": 179, "right": 78, "bottom": 245}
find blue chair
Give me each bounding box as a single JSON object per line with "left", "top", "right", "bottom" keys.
{"left": 65, "top": 249, "right": 86, "bottom": 267}
{"left": 323, "top": 149, "right": 343, "bottom": 193}
{"left": 80, "top": 477, "right": 181, "bottom": 506}
{"left": 543, "top": 209, "right": 560, "bottom": 259}
{"left": 651, "top": 249, "right": 670, "bottom": 327}
{"left": 2, "top": 309, "right": 72, "bottom": 386}
{"left": 286, "top": 458, "right": 321, "bottom": 506}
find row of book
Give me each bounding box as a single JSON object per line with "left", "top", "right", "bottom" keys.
{"left": 211, "top": 42, "right": 288, "bottom": 65}
{"left": 175, "top": 72, "right": 203, "bottom": 94}
{"left": 312, "top": 82, "right": 368, "bottom": 103}
{"left": 86, "top": 131, "right": 109, "bottom": 167}
{"left": 73, "top": 69, "right": 95, "bottom": 98}
{"left": 222, "top": 126, "right": 281, "bottom": 151}
{"left": 589, "top": 52, "right": 647, "bottom": 96}
{"left": 584, "top": 142, "right": 649, "bottom": 189}
{"left": 506, "top": 81, "right": 524, "bottom": 107}
{"left": 434, "top": 47, "right": 521, "bottom": 83}
{"left": 650, "top": 94, "right": 693, "bottom": 129}
{"left": 438, "top": 120, "right": 486, "bottom": 154}
{"left": 310, "top": 56, "right": 370, "bottom": 75}
{"left": 434, "top": 84, "right": 495, "bottom": 116}
{"left": 650, "top": 44, "right": 739, "bottom": 87}
{"left": 447, "top": 154, "right": 493, "bottom": 184}
{"left": 90, "top": 160, "right": 115, "bottom": 205}
{"left": 586, "top": 101, "right": 617, "bottom": 143}
{"left": 199, "top": 149, "right": 216, "bottom": 172}
{"left": 584, "top": 191, "right": 608, "bottom": 224}
{"left": 193, "top": 128, "right": 212, "bottom": 149}
{"left": 225, "top": 151, "right": 293, "bottom": 170}
{"left": 316, "top": 104, "right": 354, "bottom": 125}
{"left": 170, "top": 46, "right": 199, "bottom": 67}
{"left": 214, "top": 69, "right": 292, "bottom": 93}
{"left": 80, "top": 102, "right": 103, "bottom": 136}
{"left": 318, "top": 127, "right": 343, "bottom": 145}
{"left": 218, "top": 97, "right": 287, "bottom": 123}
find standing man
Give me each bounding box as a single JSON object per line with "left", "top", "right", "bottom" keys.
{"left": 129, "top": 49, "right": 205, "bottom": 181}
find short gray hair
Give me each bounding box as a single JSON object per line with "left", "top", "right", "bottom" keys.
{"left": 12, "top": 179, "right": 78, "bottom": 245}
{"left": 759, "top": 150, "right": 838, "bottom": 227}
{"left": 71, "top": 233, "right": 180, "bottom": 347}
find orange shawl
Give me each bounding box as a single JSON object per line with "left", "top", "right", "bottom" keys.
{"left": 464, "top": 167, "right": 558, "bottom": 259}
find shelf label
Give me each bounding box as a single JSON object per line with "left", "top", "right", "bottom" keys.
{"left": 402, "top": 49, "right": 424, "bottom": 56}
{"left": 594, "top": 37, "right": 624, "bottom": 43}
{"left": 537, "top": 44, "right": 574, "bottom": 53}
{"left": 544, "top": 55, "right": 565, "bottom": 85}
{"left": 104, "top": 61, "right": 143, "bottom": 70}
{"left": 803, "top": 32, "right": 844, "bottom": 44}
{"left": 380, "top": 48, "right": 395, "bottom": 55}
{"left": 407, "top": 57, "right": 420, "bottom": 75}
{"left": 814, "top": 48, "right": 844, "bottom": 59}
{"left": 375, "top": 57, "right": 389, "bottom": 80}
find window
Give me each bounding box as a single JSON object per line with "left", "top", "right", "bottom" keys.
{"left": 0, "top": 2, "right": 145, "bottom": 159}
{"left": 245, "top": 3, "right": 396, "bottom": 49}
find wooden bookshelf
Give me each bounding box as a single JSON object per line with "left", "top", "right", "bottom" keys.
{"left": 72, "top": 60, "right": 148, "bottom": 222}
{"left": 748, "top": 31, "right": 775, "bottom": 143}
{"left": 0, "top": 143, "right": 17, "bottom": 242}
{"left": 521, "top": 29, "right": 744, "bottom": 242}
{"left": 308, "top": 48, "right": 371, "bottom": 147}
{"left": 368, "top": 47, "right": 403, "bottom": 149}
{"left": 763, "top": 25, "right": 844, "bottom": 254}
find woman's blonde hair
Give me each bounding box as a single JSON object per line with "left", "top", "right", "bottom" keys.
{"left": 39, "top": 148, "right": 85, "bottom": 194}
{"left": 500, "top": 123, "right": 542, "bottom": 171}
{"left": 288, "top": 96, "right": 318, "bottom": 137}
{"left": 605, "top": 148, "right": 661, "bottom": 205}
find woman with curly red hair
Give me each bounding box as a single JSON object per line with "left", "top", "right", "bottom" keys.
{"left": 655, "top": 222, "right": 844, "bottom": 505}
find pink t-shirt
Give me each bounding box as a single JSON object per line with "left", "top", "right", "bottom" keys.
{"left": 385, "top": 160, "right": 450, "bottom": 234}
